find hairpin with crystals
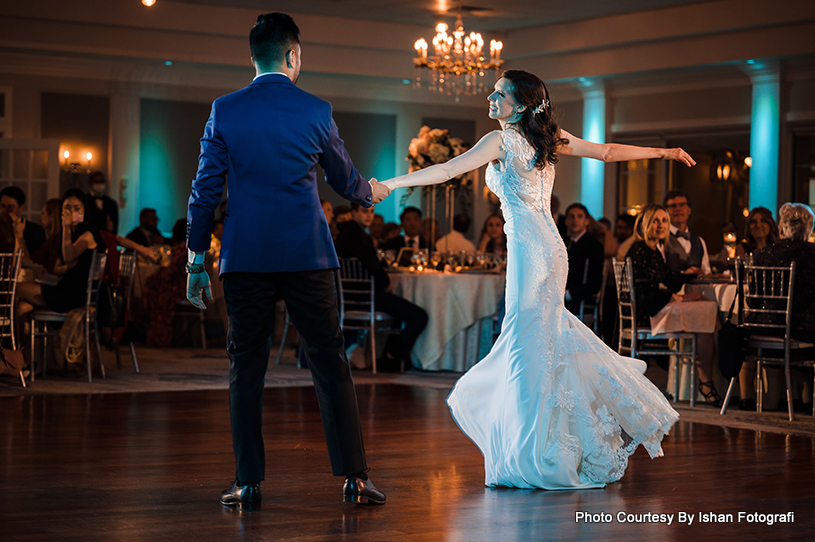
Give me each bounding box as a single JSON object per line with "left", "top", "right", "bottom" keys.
{"left": 532, "top": 99, "right": 550, "bottom": 115}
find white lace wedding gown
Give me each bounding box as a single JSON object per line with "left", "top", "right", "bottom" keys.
{"left": 446, "top": 130, "right": 679, "bottom": 489}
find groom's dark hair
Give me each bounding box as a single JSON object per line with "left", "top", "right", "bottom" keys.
{"left": 250, "top": 12, "right": 300, "bottom": 68}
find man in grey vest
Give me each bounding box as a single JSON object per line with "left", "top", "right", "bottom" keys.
{"left": 663, "top": 190, "right": 710, "bottom": 276}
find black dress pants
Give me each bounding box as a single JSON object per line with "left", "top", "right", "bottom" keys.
{"left": 222, "top": 270, "right": 367, "bottom": 484}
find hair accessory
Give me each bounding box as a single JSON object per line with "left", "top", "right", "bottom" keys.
{"left": 532, "top": 99, "right": 550, "bottom": 115}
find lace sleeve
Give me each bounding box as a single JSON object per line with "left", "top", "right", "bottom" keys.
{"left": 384, "top": 130, "right": 503, "bottom": 190}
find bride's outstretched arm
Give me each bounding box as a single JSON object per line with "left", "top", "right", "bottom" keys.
{"left": 382, "top": 130, "right": 504, "bottom": 190}
{"left": 558, "top": 129, "right": 696, "bottom": 167}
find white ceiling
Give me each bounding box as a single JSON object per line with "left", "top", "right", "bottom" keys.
{"left": 176, "top": 0, "right": 716, "bottom": 31}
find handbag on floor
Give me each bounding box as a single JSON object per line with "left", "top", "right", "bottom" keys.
{"left": 97, "top": 279, "right": 126, "bottom": 328}
{"left": 0, "top": 346, "right": 25, "bottom": 376}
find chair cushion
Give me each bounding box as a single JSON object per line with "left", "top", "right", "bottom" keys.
{"left": 30, "top": 310, "right": 68, "bottom": 322}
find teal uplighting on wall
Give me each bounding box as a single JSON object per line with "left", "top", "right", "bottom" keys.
{"left": 749, "top": 73, "right": 780, "bottom": 216}
{"left": 581, "top": 89, "right": 605, "bottom": 218}
{"left": 139, "top": 99, "right": 212, "bottom": 237}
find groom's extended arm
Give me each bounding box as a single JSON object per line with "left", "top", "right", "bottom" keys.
{"left": 320, "top": 112, "right": 378, "bottom": 207}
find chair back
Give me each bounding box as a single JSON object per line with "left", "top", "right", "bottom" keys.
{"left": 85, "top": 250, "right": 108, "bottom": 324}
{"left": 738, "top": 261, "right": 795, "bottom": 339}
{"left": 612, "top": 257, "right": 639, "bottom": 351}
{"left": 337, "top": 257, "right": 375, "bottom": 328}
{"left": 118, "top": 250, "right": 137, "bottom": 314}
{"left": 0, "top": 251, "right": 22, "bottom": 349}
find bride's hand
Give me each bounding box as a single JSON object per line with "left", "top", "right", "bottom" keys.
{"left": 662, "top": 147, "right": 696, "bottom": 167}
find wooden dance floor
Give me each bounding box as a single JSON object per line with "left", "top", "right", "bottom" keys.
{"left": 2, "top": 383, "right": 814, "bottom": 541}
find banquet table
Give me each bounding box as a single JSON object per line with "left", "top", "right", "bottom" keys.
{"left": 654, "top": 278, "right": 737, "bottom": 401}
{"left": 684, "top": 279, "right": 738, "bottom": 314}
{"left": 388, "top": 270, "right": 506, "bottom": 372}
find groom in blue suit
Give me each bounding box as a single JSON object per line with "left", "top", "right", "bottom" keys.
{"left": 186, "top": 12, "right": 390, "bottom": 509}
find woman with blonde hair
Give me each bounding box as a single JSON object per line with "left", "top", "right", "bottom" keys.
{"left": 625, "top": 204, "right": 723, "bottom": 405}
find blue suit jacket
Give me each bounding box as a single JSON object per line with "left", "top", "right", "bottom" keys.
{"left": 187, "top": 73, "right": 373, "bottom": 275}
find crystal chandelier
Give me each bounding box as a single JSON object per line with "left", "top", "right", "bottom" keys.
{"left": 413, "top": 14, "right": 503, "bottom": 101}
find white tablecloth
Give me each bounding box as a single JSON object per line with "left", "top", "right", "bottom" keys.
{"left": 389, "top": 271, "right": 505, "bottom": 371}
{"left": 684, "top": 281, "right": 738, "bottom": 314}
{"left": 649, "top": 300, "right": 720, "bottom": 335}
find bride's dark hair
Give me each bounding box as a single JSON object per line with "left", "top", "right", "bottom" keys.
{"left": 501, "top": 70, "right": 569, "bottom": 168}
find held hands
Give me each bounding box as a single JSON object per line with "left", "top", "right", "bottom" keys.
{"left": 369, "top": 178, "right": 391, "bottom": 204}
{"left": 662, "top": 148, "right": 696, "bottom": 167}
{"left": 186, "top": 270, "right": 213, "bottom": 310}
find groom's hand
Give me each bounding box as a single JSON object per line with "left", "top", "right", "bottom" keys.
{"left": 187, "top": 270, "right": 213, "bottom": 310}
{"left": 369, "top": 178, "right": 391, "bottom": 204}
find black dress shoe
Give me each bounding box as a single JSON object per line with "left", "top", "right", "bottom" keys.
{"left": 220, "top": 480, "right": 261, "bottom": 510}
{"left": 343, "top": 476, "right": 386, "bottom": 505}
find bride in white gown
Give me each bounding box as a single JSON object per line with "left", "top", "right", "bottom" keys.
{"left": 381, "top": 70, "right": 695, "bottom": 490}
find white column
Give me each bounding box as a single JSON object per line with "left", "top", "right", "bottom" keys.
{"left": 747, "top": 64, "right": 780, "bottom": 216}
{"left": 578, "top": 80, "right": 606, "bottom": 218}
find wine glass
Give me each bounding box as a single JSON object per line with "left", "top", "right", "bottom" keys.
{"left": 430, "top": 251, "right": 441, "bottom": 269}
{"left": 383, "top": 250, "right": 396, "bottom": 268}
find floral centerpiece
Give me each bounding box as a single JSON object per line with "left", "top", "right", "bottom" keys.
{"left": 404, "top": 126, "right": 472, "bottom": 202}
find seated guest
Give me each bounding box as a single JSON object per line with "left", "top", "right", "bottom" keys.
{"left": 143, "top": 219, "right": 189, "bottom": 347}
{"left": 320, "top": 199, "right": 337, "bottom": 240}
{"left": 478, "top": 213, "right": 506, "bottom": 253}
{"left": 381, "top": 222, "right": 401, "bottom": 245}
{"left": 320, "top": 199, "right": 334, "bottom": 224}
{"left": 126, "top": 208, "right": 167, "bottom": 247}
{"left": 563, "top": 203, "right": 605, "bottom": 316}
{"left": 86, "top": 171, "right": 119, "bottom": 234}
{"left": 615, "top": 213, "right": 636, "bottom": 245}
{"left": 422, "top": 217, "right": 441, "bottom": 251}
{"left": 436, "top": 214, "right": 476, "bottom": 253}
{"left": 740, "top": 203, "right": 815, "bottom": 411}
{"left": 369, "top": 213, "right": 385, "bottom": 248}
{"left": 0, "top": 185, "right": 46, "bottom": 255}
{"left": 17, "top": 189, "right": 107, "bottom": 316}
{"left": 30, "top": 198, "right": 63, "bottom": 273}
{"left": 616, "top": 219, "right": 640, "bottom": 262}
{"left": 335, "top": 203, "right": 428, "bottom": 370}
{"left": 735, "top": 206, "right": 777, "bottom": 258}
{"left": 333, "top": 205, "right": 352, "bottom": 225}
{"left": 663, "top": 190, "right": 709, "bottom": 275}
{"left": 626, "top": 204, "right": 722, "bottom": 405}
{"left": 384, "top": 206, "right": 428, "bottom": 251}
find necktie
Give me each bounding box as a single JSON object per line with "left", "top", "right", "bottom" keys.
{"left": 674, "top": 230, "right": 691, "bottom": 240}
